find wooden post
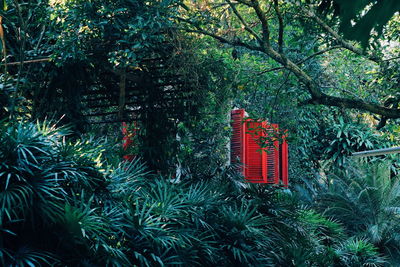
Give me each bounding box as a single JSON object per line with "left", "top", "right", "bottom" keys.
{"left": 118, "top": 68, "right": 127, "bottom": 120}
{"left": 0, "top": 16, "right": 7, "bottom": 73}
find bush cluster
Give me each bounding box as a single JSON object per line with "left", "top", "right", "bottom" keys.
{"left": 0, "top": 121, "right": 388, "bottom": 266}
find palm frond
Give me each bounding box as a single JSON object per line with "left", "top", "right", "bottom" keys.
{"left": 318, "top": 161, "right": 400, "bottom": 263}
{"left": 109, "top": 158, "right": 150, "bottom": 197}
{"left": 335, "top": 238, "right": 387, "bottom": 267}
{"left": 6, "top": 246, "right": 58, "bottom": 267}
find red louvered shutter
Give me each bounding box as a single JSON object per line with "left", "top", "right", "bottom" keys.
{"left": 265, "top": 124, "right": 280, "bottom": 184}
{"left": 230, "top": 109, "right": 288, "bottom": 186}
{"left": 231, "top": 109, "right": 246, "bottom": 167}
{"left": 280, "top": 138, "right": 289, "bottom": 187}
{"left": 244, "top": 120, "right": 267, "bottom": 183}
{"left": 122, "top": 122, "right": 138, "bottom": 161}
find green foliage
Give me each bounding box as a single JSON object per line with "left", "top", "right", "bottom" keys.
{"left": 0, "top": 120, "right": 123, "bottom": 266}
{"left": 300, "top": 209, "right": 345, "bottom": 246}
{"left": 318, "top": 161, "right": 400, "bottom": 264}
{"left": 168, "top": 40, "right": 235, "bottom": 181}
{"left": 0, "top": 0, "right": 6, "bottom": 11}
{"left": 2, "top": 120, "right": 380, "bottom": 266}
{"left": 1, "top": 1, "right": 400, "bottom": 266}
{"left": 334, "top": 238, "right": 386, "bottom": 267}
{"left": 322, "top": 117, "right": 376, "bottom": 166}
{"left": 0, "top": 120, "right": 68, "bottom": 225}
{"left": 317, "top": 0, "right": 400, "bottom": 48}
{"left": 49, "top": 0, "right": 178, "bottom": 66}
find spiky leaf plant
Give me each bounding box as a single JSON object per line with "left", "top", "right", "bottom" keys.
{"left": 0, "top": 121, "right": 126, "bottom": 265}
{"left": 111, "top": 161, "right": 220, "bottom": 266}
{"left": 2, "top": 120, "right": 381, "bottom": 266}
{"left": 0, "top": 121, "right": 68, "bottom": 265}
{"left": 334, "top": 238, "right": 387, "bottom": 267}
{"left": 242, "top": 185, "right": 351, "bottom": 266}
{"left": 318, "top": 161, "right": 399, "bottom": 264}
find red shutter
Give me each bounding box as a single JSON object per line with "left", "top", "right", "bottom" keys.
{"left": 280, "top": 138, "right": 289, "bottom": 187}
{"left": 122, "top": 122, "right": 132, "bottom": 150}
{"left": 231, "top": 109, "right": 246, "bottom": 167}
{"left": 230, "top": 109, "right": 289, "bottom": 186}
{"left": 244, "top": 120, "right": 267, "bottom": 183}
{"left": 265, "top": 124, "right": 280, "bottom": 184}
{"left": 122, "top": 122, "right": 138, "bottom": 161}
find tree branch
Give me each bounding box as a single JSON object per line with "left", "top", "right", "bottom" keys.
{"left": 225, "top": 0, "right": 262, "bottom": 43}
{"left": 235, "top": 0, "right": 253, "bottom": 7}
{"left": 261, "top": 45, "right": 400, "bottom": 118}
{"left": 263, "top": 45, "right": 323, "bottom": 98}
{"left": 258, "top": 45, "right": 342, "bottom": 75}
{"left": 316, "top": 93, "right": 400, "bottom": 119}
{"left": 180, "top": 2, "right": 400, "bottom": 119}
{"left": 296, "top": 45, "right": 342, "bottom": 65}
{"left": 187, "top": 28, "right": 262, "bottom": 52}
{"left": 0, "top": 16, "right": 7, "bottom": 73}
{"left": 251, "top": 0, "right": 271, "bottom": 48}
{"left": 303, "top": 7, "right": 381, "bottom": 64}
{"left": 257, "top": 66, "right": 283, "bottom": 74}
{"left": 383, "top": 55, "right": 400, "bottom": 62}
{"left": 273, "top": 0, "right": 284, "bottom": 53}
{"left": 1, "top": 57, "right": 52, "bottom": 66}
{"left": 177, "top": 18, "right": 263, "bottom": 52}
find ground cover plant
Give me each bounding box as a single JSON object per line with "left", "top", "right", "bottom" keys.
{"left": 0, "top": 120, "right": 392, "bottom": 266}
{"left": 1, "top": 0, "right": 400, "bottom": 266}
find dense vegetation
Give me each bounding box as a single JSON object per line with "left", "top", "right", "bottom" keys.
{"left": 1, "top": 0, "right": 400, "bottom": 266}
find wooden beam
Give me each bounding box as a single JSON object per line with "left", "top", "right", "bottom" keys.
{"left": 84, "top": 110, "right": 139, "bottom": 117}
{"left": 81, "top": 83, "right": 187, "bottom": 97}
{"left": 1, "top": 57, "right": 53, "bottom": 66}
{"left": 89, "top": 118, "right": 140, "bottom": 124}
{"left": 86, "top": 96, "right": 192, "bottom": 109}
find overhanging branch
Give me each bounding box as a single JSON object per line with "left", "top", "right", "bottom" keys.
{"left": 251, "top": 0, "right": 271, "bottom": 47}
{"left": 226, "top": 0, "right": 262, "bottom": 43}
{"left": 273, "top": 0, "right": 284, "bottom": 53}
{"left": 315, "top": 93, "right": 400, "bottom": 119}
{"left": 179, "top": 3, "right": 400, "bottom": 119}
{"left": 177, "top": 17, "right": 263, "bottom": 52}
{"left": 258, "top": 45, "right": 342, "bottom": 75}
{"left": 303, "top": 7, "right": 382, "bottom": 64}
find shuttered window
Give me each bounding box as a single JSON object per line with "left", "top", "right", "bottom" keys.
{"left": 230, "top": 109, "right": 246, "bottom": 168}
{"left": 230, "top": 109, "right": 289, "bottom": 187}
{"left": 244, "top": 120, "right": 267, "bottom": 183}
{"left": 280, "top": 139, "right": 289, "bottom": 187}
